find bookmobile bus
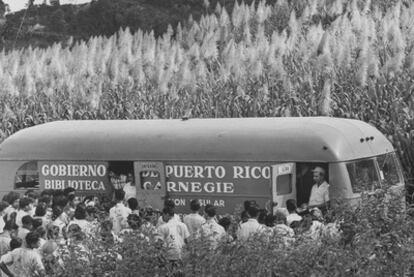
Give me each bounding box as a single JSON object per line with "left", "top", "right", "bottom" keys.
{"left": 0, "top": 117, "right": 406, "bottom": 213}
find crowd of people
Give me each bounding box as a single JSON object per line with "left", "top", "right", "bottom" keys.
{"left": 0, "top": 187, "right": 342, "bottom": 277}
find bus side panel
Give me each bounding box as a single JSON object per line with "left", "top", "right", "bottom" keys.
{"left": 0, "top": 161, "right": 30, "bottom": 199}
{"left": 140, "top": 161, "right": 273, "bottom": 214}
{"left": 329, "top": 162, "right": 355, "bottom": 207}
{"left": 168, "top": 194, "right": 271, "bottom": 214}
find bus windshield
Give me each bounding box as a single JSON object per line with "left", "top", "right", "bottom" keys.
{"left": 376, "top": 152, "right": 404, "bottom": 186}
{"left": 346, "top": 152, "right": 403, "bottom": 194}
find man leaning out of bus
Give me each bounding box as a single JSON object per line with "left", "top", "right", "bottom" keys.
{"left": 308, "top": 167, "right": 330, "bottom": 212}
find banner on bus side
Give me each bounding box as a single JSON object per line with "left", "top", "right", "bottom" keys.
{"left": 38, "top": 161, "right": 110, "bottom": 193}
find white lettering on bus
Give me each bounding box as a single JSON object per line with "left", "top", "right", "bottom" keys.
{"left": 194, "top": 166, "right": 204, "bottom": 178}
{"left": 232, "top": 166, "right": 271, "bottom": 179}
{"left": 41, "top": 164, "right": 106, "bottom": 177}
{"left": 216, "top": 166, "right": 225, "bottom": 178}
{"left": 166, "top": 181, "right": 235, "bottom": 193}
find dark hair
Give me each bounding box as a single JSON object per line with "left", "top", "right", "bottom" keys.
{"left": 63, "top": 187, "right": 76, "bottom": 196}
{"left": 10, "top": 238, "right": 22, "bottom": 250}
{"left": 0, "top": 201, "right": 9, "bottom": 213}
{"left": 25, "top": 190, "right": 39, "bottom": 200}
{"left": 34, "top": 226, "right": 46, "bottom": 238}
{"left": 53, "top": 190, "right": 64, "bottom": 197}
{"left": 22, "top": 215, "right": 33, "bottom": 226}
{"left": 190, "top": 199, "right": 201, "bottom": 212}
{"left": 35, "top": 203, "right": 47, "bottom": 217}
{"left": 32, "top": 218, "right": 43, "bottom": 229}
{"left": 40, "top": 189, "right": 54, "bottom": 197}
{"left": 114, "top": 189, "right": 125, "bottom": 201}
{"left": 258, "top": 209, "right": 268, "bottom": 225}
{"left": 265, "top": 214, "right": 276, "bottom": 227}
{"left": 218, "top": 217, "right": 231, "bottom": 231}
{"left": 162, "top": 206, "right": 174, "bottom": 217}
{"left": 3, "top": 192, "right": 20, "bottom": 205}
{"left": 52, "top": 206, "right": 63, "bottom": 221}
{"left": 67, "top": 224, "right": 84, "bottom": 241}
{"left": 63, "top": 187, "right": 75, "bottom": 202}
{"left": 74, "top": 203, "right": 87, "bottom": 220}
{"left": 204, "top": 204, "right": 216, "bottom": 217}
{"left": 243, "top": 200, "right": 256, "bottom": 211}
{"left": 247, "top": 206, "right": 259, "bottom": 218}
{"left": 164, "top": 199, "right": 175, "bottom": 209}
{"left": 241, "top": 210, "right": 249, "bottom": 222}
{"left": 19, "top": 198, "right": 33, "bottom": 209}
{"left": 38, "top": 196, "right": 51, "bottom": 207}
{"left": 127, "top": 214, "right": 142, "bottom": 229}
{"left": 290, "top": 220, "right": 301, "bottom": 230}
{"left": 53, "top": 195, "right": 68, "bottom": 208}
{"left": 86, "top": 206, "right": 97, "bottom": 217}
{"left": 25, "top": 232, "right": 40, "bottom": 248}
{"left": 127, "top": 198, "right": 139, "bottom": 211}
{"left": 286, "top": 199, "right": 297, "bottom": 213}
{"left": 4, "top": 219, "right": 18, "bottom": 232}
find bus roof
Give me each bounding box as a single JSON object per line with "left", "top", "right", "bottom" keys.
{"left": 0, "top": 117, "right": 394, "bottom": 162}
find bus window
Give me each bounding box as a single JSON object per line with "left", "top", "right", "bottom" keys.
{"left": 108, "top": 161, "right": 134, "bottom": 190}
{"left": 377, "top": 153, "right": 403, "bottom": 185}
{"left": 277, "top": 174, "right": 292, "bottom": 195}
{"left": 346, "top": 159, "right": 380, "bottom": 193}
{"left": 15, "top": 161, "right": 39, "bottom": 190}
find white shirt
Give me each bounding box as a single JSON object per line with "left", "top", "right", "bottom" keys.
{"left": 109, "top": 203, "right": 132, "bottom": 235}
{"left": 156, "top": 220, "right": 190, "bottom": 260}
{"left": 286, "top": 213, "right": 302, "bottom": 226}
{"left": 123, "top": 182, "right": 136, "bottom": 200}
{"left": 67, "top": 219, "right": 92, "bottom": 236}
{"left": 183, "top": 213, "right": 206, "bottom": 235}
{"left": 302, "top": 220, "right": 325, "bottom": 241}
{"left": 156, "top": 213, "right": 181, "bottom": 228}
{"left": 15, "top": 209, "right": 33, "bottom": 228}
{"left": 236, "top": 218, "right": 265, "bottom": 242}
{"left": 308, "top": 181, "right": 330, "bottom": 206}
{"left": 199, "top": 218, "right": 226, "bottom": 249}
{"left": 1, "top": 248, "right": 45, "bottom": 277}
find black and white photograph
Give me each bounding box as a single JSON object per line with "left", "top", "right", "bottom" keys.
{"left": 0, "top": 0, "right": 413, "bottom": 276}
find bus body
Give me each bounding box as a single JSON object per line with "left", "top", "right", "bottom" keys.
{"left": 0, "top": 117, "right": 405, "bottom": 213}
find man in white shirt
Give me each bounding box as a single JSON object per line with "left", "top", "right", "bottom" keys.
{"left": 183, "top": 199, "right": 205, "bottom": 236}
{"left": 156, "top": 200, "right": 181, "bottom": 228}
{"left": 0, "top": 232, "right": 45, "bottom": 277}
{"left": 156, "top": 207, "right": 190, "bottom": 262}
{"left": 15, "top": 198, "right": 34, "bottom": 229}
{"left": 236, "top": 206, "right": 264, "bottom": 242}
{"left": 109, "top": 190, "right": 132, "bottom": 235}
{"left": 308, "top": 167, "right": 330, "bottom": 209}
{"left": 199, "top": 205, "right": 225, "bottom": 249}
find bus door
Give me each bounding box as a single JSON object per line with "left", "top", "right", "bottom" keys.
{"left": 134, "top": 162, "right": 166, "bottom": 211}
{"left": 271, "top": 163, "right": 296, "bottom": 213}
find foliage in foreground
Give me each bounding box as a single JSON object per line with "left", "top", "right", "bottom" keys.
{"left": 0, "top": 0, "right": 413, "bottom": 179}
{"left": 56, "top": 188, "right": 414, "bottom": 277}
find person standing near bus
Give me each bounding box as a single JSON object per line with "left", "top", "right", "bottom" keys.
{"left": 308, "top": 167, "right": 330, "bottom": 210}
{"left": 183, "top": 199, "right": 205, "bottom": 237}
{"left": 109, "top": 190, "right": 131, "bottom": 235}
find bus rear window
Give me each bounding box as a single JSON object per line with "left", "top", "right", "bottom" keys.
{"left": 346, "top": 159, "right": 380, "bottom": 193}
{"left": 15, "top": 161, "right": 39, "bottom": 190}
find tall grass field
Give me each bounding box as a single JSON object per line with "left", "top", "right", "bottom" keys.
{"left": 0, "top": 0, "right": 413, "bottom": 179}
